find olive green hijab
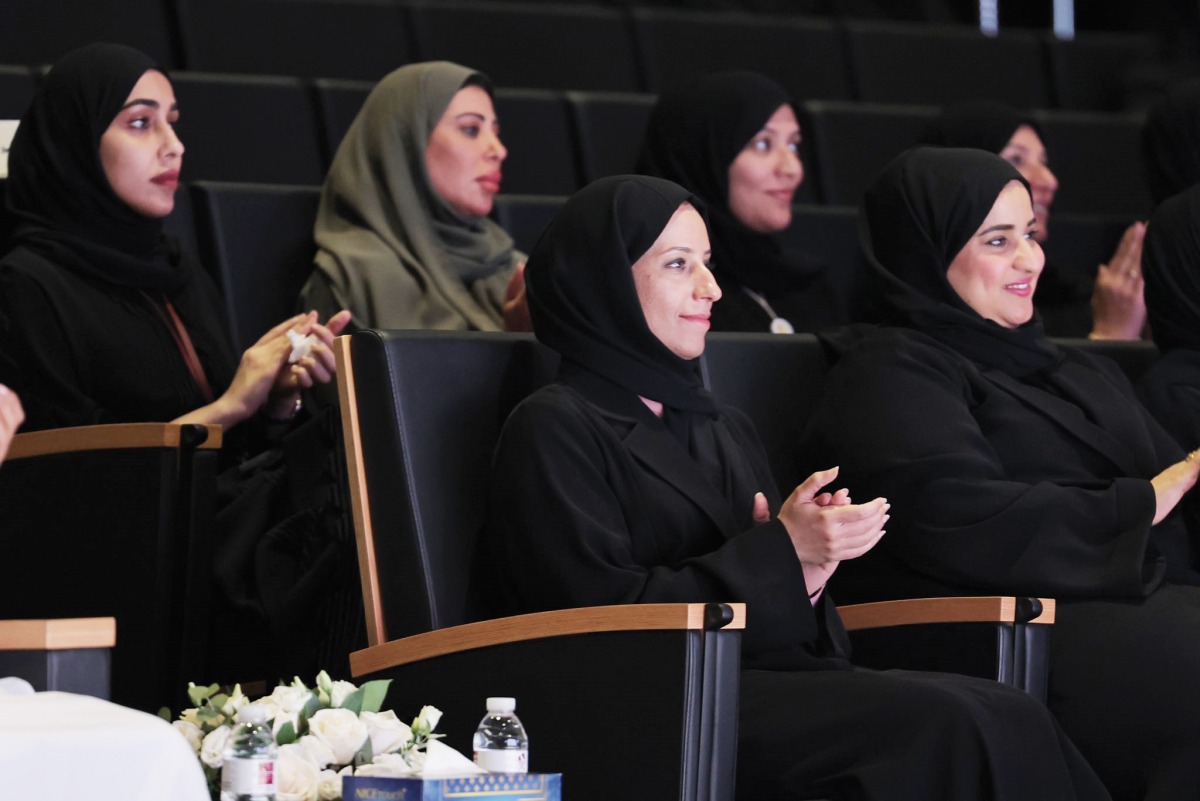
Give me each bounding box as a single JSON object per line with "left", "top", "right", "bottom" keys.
{"left": 304, "top": 61, "right": 520, "bottom": 330}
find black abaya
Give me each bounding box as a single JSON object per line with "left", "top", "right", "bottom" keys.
{"left": 805, "top": 146, "right": 1200, "bottom": 801}
{"left": 1139, "top": 183, "right": 1200, "bottom": 450}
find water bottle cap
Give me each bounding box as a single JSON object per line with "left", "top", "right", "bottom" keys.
{"left": 236, "top": 704, "right": 270, "bottom": 725}
{"left": 485, "top": 697, "right": 516, "bottom": 713}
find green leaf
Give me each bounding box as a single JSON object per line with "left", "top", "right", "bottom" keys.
{"left": 339, "top": 687, "right": 364, "bottom": 716}
{"left": 187, "top": 683, "right": 219, "bottom": 707}
{"left": 156, "top": 706, "right": 173, "bottom": 722}
{"left": 276, "top": 720, "right": 297, "bottom": 746}
{"left": 302, "top": 691, "right": 324, "bottom": 719}
{"left": 357, "top": 679, "right": 392, "bottom": 714}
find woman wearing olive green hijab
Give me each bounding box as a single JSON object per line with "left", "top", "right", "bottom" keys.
{"left": 301, "top": 61, "right": 528, "bottom": 331}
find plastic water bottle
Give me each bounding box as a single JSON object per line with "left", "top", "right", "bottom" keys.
{"left": 220, "top": 705, "right": 277, "bottom": 801}
{"left": 472, "top": 697, "right": 529, "bottom": 773}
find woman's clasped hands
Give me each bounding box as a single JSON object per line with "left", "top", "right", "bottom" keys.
{"left": 176, "top": 309, "right": 352, "bottom": 428}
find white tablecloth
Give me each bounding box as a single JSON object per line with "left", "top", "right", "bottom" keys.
{"left": 0, "top": 691, "right": 209, "bottom": 801}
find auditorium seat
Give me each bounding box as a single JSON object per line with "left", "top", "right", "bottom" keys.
{"left": 0, "top": 0, "right": 177, "bottom": 68}
{"left": 0, "top": 65, "right": 36, "bottom": 119}
{"left": 0, "top": 422, "right": 221, "bottom": 712}
{"left": 631, "top": 8, "right": 853, "bottom": 102}
{"left": 312, "top": 78, "right": 373, "bottom": 166}
{"left": 845, "top": 21, "right": 1051, "bottom": 108}
{"left": 493, "top": 88, "right": 580, "bottom": 195}
{"left": 781, "top": 204, "right": 868, "bottom": 315}
{"left": 175, "top": 0, "right": 411, "bottom": 81}
{"left": 1041, "top": 212, "right": 1131, "bottom": 276}
{"left": 172, "top": 72, "right": 326, "bottom": 186}
{"left": 190, "top": 181, "right": 321, "bottom": 352}
{"left": 491, "top": 193, "right": 565, "bottom": 253}
{"left": 1045, "top": 31, "right": 1156, "bottom": 112}
{"left": 800, "top": 100, "right": 936, "bottom": 205}
{"left": 1032, "top": 109, "right": 1152, "bottom": 217}
{"left": 566, "top": 91, "right": 656, "bottom": 184}
{"left": 163, "top": 181, "right": 200, "bottom": 264}
{"left": 408, "top": 1, "right": 641, "bottom": 92}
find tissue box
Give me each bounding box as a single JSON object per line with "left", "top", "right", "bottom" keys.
{"left": 341, "top": 773, "right": 562, "bottom": 801}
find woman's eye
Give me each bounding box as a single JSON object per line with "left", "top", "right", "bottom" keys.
{"left": 1024, "top": 230, "right": 1038, "bottom": 241}
{"left": 986, "top": 237, "right": 1007, "bottom": 247}
{"left": 665, "top": 258, "right": 686, "bottom": 270}
{"left": 129, "top": 117, "right": 149, "bottom": 130}
{"left": 461, "top": 125, "right": 481, "bottom": 138}
{"left": 787, "top": 141, "right": 801, "bottom": 153}
{"left": 1005, "top": 155, "right": 1024, "bottom": 168}
{"left": 751, "top": 137, "right": 770, "bottom": 152}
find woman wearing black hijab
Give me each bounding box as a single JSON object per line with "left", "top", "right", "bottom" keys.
{"left": 1141, "top": 78, "right": 1200, "bottom": 207}
{"left": 0, "top": 43, "right": 352, "bottom": 684}
{"left": 925, "top": 100, "right": 1147, "bottom": 341}
{"left": 0, "top": 42, "right": 349, "bottom": 432}
{"left": 637, "top": 72, "right": 850, "bottom": 333}
{"left": 489, "top": 173, "right": 1109, "bottom": 800}
{"left": 1139, "top": 183, "right": 1200, "bottom": 449}
{"left": 804, "top": 146, "right": 1200, "bottom": 800}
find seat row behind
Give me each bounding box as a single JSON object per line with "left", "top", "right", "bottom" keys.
{"left": 1, "top": 0, "right": 1157, "bottom": 112}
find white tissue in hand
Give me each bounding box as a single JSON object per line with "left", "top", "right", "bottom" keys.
{"left": 287, "top": 330, "right": 318, "bottom": 364}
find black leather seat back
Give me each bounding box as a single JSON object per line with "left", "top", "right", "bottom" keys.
{"left": 346, "top": 330, "right": 559, "bottom": 640}
{"left": 701, "top": 333, "right": 830, "bottom": 493}
{"left": 190, "top": 181, "right": 320, "bottom": 353}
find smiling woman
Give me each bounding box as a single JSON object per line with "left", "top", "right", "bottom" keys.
{"left": 300, "top": 61, "right": 528, "bottom": 333}
{"left": 638, "top": 71, "right": 850, "bottom": 334}
{"left": 804, "top": 146, "right": 1200, "bottom": 799}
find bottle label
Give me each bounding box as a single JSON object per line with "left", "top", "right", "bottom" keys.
{"left": 221, "top": 756, "right": 276, "bottom": 795}
{"left": 473, "top": 748, "right": 528, "bottom": 773}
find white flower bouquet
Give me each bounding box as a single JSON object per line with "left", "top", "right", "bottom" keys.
{"left": 170, "top": 671, "right": 451, "bottom": 801}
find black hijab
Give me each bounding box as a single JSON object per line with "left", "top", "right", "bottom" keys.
{"left": 922, "top": 100, "right": 1039, "bottom": 154}
{"left": 525, "top": 174, "right": 719, "bottom": 416}
{"left": 637, "top": 71, "right": 823, "bottom": 297}
{"left": 1142, "top": 183, "right": 1200, "bottom": 353}
{"left": 1141, "top": 78, "right": 1200, "bottom": 207}
{"left": 861, "top": 146, "right": 1061, "bottom": 377}
{"left": 4, "top": 42, "right": 186, "bottom": 292}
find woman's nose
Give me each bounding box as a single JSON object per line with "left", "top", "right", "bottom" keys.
{"left": 696, "top": 264, "right": 722, "bottom": 301}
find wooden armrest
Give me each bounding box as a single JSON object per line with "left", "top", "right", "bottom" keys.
{"left": 0, "top": 617, "right": 116, "bottom": 650}
{"left": 351, "top": 602, "right": 745, "bottom": 677}
{"left": 837, "top": 596, "right": 1055, "bottom": 631}
{"left": 8, "top": 423, "right": 222, "bottom": 460}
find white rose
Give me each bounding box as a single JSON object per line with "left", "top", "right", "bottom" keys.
{"left": 249, "top": 698, "right": 281, "bottom": 721}
{"left": 308, "top": 708, "right": 369, "bottom": 765}
{"left": 295, "top": 734, "right": 338, "bottom": 769}
{"left": 415, "top": 705, "right": 442, "bottom": 733}
{"left": 200, "top": 724, "right": 232, "bottom": 769}
{"left": 222, "top": 684, "right": 249, "bottom": 719}
{"left": 172, "top": 720, "right": 203, "bottom": 753}
{"left": 277, "top": 748, "right": 321, "bottom": 801}
{"left": 361, "top": 710, "right": 413, "bottom": 756}
{"left": 352, "top": 753, "right": 415, "bottom": 778}
{"left": 329, "top": 680, "right": 358, "bottom": 709}
{"left": 317, "top": 769, "right": 342, "bottom": 801}
{"left": 272, "top": 683, "right": 314, "bottom": 715}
